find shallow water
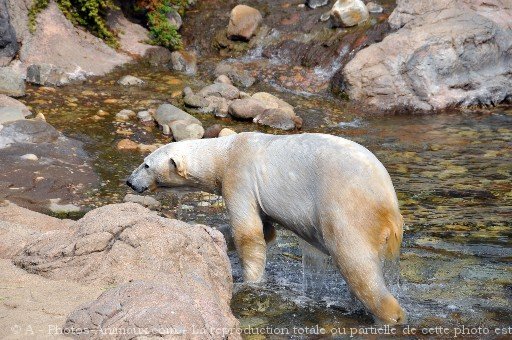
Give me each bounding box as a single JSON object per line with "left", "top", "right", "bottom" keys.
{"left": 20, "top": 62, "right": 512, "bottom": 338}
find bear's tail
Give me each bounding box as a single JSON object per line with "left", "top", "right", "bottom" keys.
{"left": 385, "top": 211, "right": 404, "bottom": 260}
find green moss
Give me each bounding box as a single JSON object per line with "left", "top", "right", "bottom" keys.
{"left": 29, "top": 0, "right": 119, "bottom": 48}
{"left": 147, "top": 0, "right": 183, "bottom": 51}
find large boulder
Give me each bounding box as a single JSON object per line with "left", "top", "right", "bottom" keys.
{"left": 226, "top": 5, "right": 263, "bottom": 41}
{"left": 0, "top": 0, "right": 18, "bottom": 66}
{"left": 0, "top": 66, "right": 25, "bottom": 97}
{"left": 0, "top": 201, "right": 71, "bottom": 259}
{"left": 0, "top": 94, "right": 31, "bottom": 116}
{"left": 0, "top": 120, "right": 98, "bottom": 212}
{"left": 0, "top": 107, "right": 26, "bottom": 124}
{"left": 13, "top": 203, "right": 240, "bottom": 337}
{"left": 26, "top": 63, "right": 69, "bottom": 87}
{"left": 330, "top": 0, "right": 369, "bottom": 27}
{"left": 342, "top": 0, "right": 512, "bottom": 111}
{"left": 12, "top": 1, "right": 130, "bottom": 75}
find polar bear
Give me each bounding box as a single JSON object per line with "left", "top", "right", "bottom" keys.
{"left": 126, "top": 132, "right": 406, "bottom": 324}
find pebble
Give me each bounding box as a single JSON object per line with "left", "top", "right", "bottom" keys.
{"left": 137, "top": 110, "right": 153, "bottom": 122}
{"left": 118, "top": 75, "right": 145, "bottom": 86}
{"left": 366, "top": 2, "right": 383, "bottom": 13}
{"left": 215, "top": 75, "right": 232, "bottom": 85}
{"left": 162, "top": 124, "right": 171, "bottom": 135}
{"left": 197, "top": 201, "right": 211, "bottom": 207}
{"left": 97, "top": 109, "right": 109, "bottom": 116}
{"left": 20, "top": 153, "right": 38, "bottom": 161}
{"left": 116, "top": 109, "right": 136, "bottom": 121}
{"left": 117, "top": 139, "right": 139, "bottom": 151}
{"left": 34, "top": 113, "right": 46, "bottom": 121}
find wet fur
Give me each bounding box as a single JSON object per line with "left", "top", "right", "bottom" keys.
{"left": 127, "top": 132, "right": 406, "bottom": 324}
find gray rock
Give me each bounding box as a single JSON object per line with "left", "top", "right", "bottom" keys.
{"left": 117, "top": 75, "right": 145, "bottom": 86}
{"left": 215, "top": 63, "right": 255, "bottom": 88}
{"left": 166, "top": 9, "right": 182, "bottom": 30}
{"left": 144, "top": 47, "right": 173, "bottom": 67}
{"left": 228, "top": 98, "right": 266, "bottom": 119}
{"left": 253, "top": 108, "right": 303, "bottom": 131}
{"left": 0, "top": 107, "right": 26, "bottom": 124}
{"left": 0, "top": 120, "right": 59, "bottom": 147}
{"left": 343, "top": 0, "right": 512, "bottom": 111}
{"left": 203, "top": 124, "right": 223, "bottom": 138}
{"left": 198, "top": 83, "right": 240, "bottom": 100}
{"left": 0, "top": 0, "right": 19, "bottom": 66}
{"left": 366, "top": 2, "right": 383, "bottom": 13}
{"left": 331, "top": 0, "right": 369, "bottom": 27}
{"left": 170, "top": 51, "right": 197, "bottom": 75}
{"left": 227, "top": 5, "right": 263, "bottom": 41}
{"left": 307, "top": 0, "right": 329, "bottom": 9}
{"left": 0, "top": 95, "right": 31, "bottom": 116}
{"left": 26, "top": 64, "right": 69, "bottom": 87}
{"left": 204, "top": 96, "right": 230, "bottom": 117}
{"left": 184, "top": 94, "right": 209, "bottom": 108}
{"left": 170, "top": 121, "right": 204, "bottom": 141}
{"left": 154, "top": 103, "right": 201, "bottom": 127}
{"left": 123, "top": 193, "right": 161, "bottom": 209}
{"left": 0, "top": 67, "right": 25, "bottom": 97}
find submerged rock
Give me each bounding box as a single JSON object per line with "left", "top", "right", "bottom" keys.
{"left": 117, "top": 75, "right": 145, "bottom": 86}
{"left": 343, "top": 0, "right": 512, "bottom": 111}
{"left": 227, "top": 5, "right": 263, "bottom": 41}
{"left": 170, "top": 50, "right": 197, "bottom": 75}
{"left": 331, "top": 0, "right": 369, "bottom": 27}
{"left": 0, "top": 120, "right": 98, "bottom": 212}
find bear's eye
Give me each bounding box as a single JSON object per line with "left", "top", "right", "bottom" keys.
{"left": 144, "top": 163, "right": 149, "bottom": 169}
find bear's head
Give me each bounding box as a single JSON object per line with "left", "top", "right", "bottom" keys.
{"left": 126, "top": 144, "right": 190, "bottom": 193}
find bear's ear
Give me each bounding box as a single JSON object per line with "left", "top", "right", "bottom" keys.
{"left": 170, "top": 156, "right": 188, "bottom": 179}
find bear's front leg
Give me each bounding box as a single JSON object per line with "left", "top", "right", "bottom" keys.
{"left": 223, "top": 190, "right": 267, "bottom": 282}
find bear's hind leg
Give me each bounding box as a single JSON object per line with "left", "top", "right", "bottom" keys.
{"left": 325, "top": 227, "right": 406, "bottom": 324}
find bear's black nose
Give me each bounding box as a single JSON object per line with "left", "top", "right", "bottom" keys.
{"left": 126, "top": 180, "right": 135, "bottom": 190}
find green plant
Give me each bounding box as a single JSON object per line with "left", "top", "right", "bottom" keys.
{"left": 146, "top": 0, "right": 183, "bottom": 50}
{"left": 29, "top": 0, "right": 118, "bottom": 48}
